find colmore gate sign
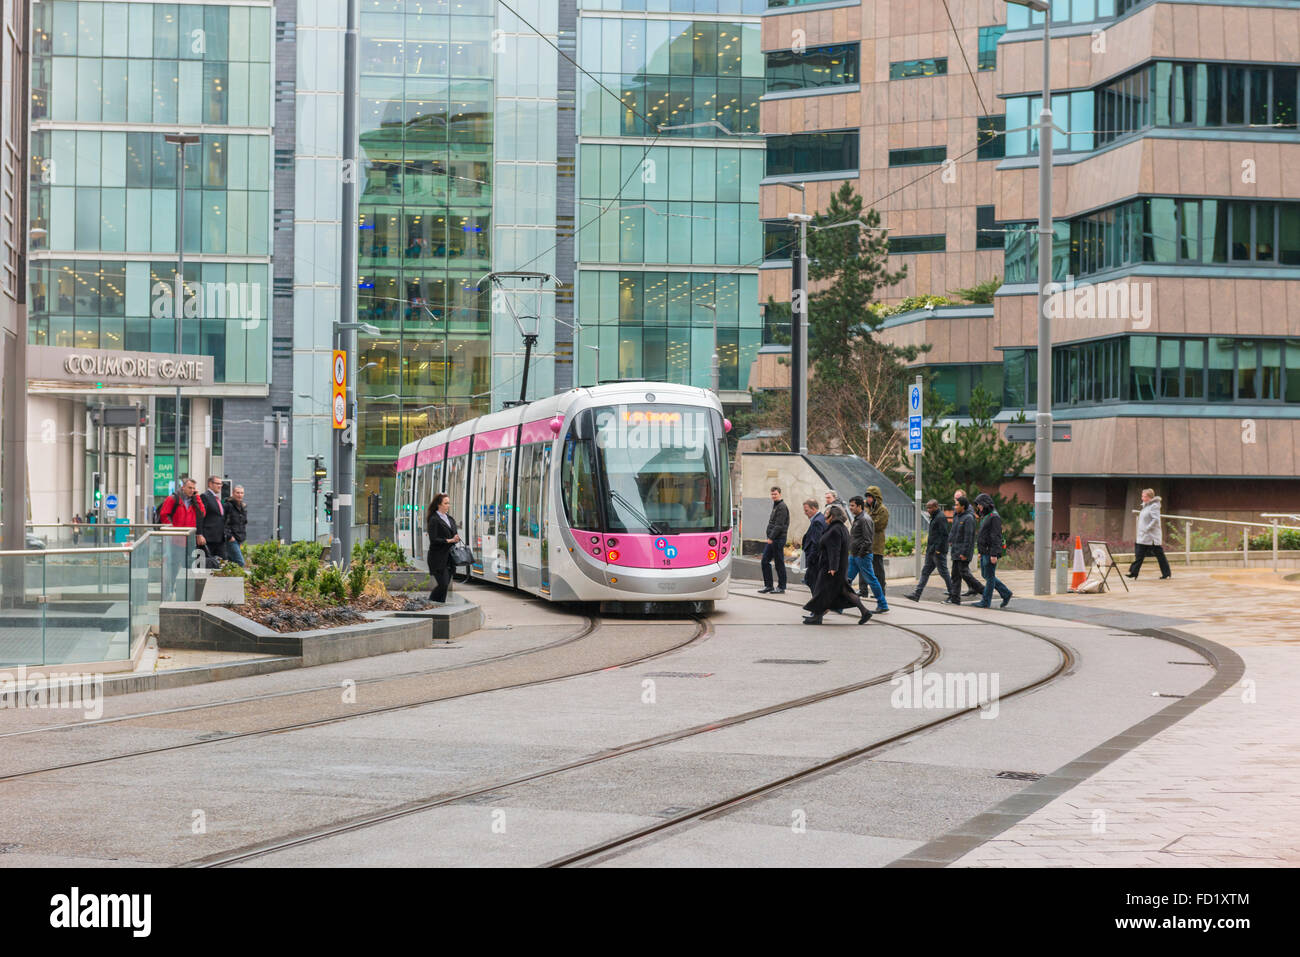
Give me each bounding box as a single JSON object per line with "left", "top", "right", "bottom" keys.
{"left": 29, "top": 345, "right": 217, "bottom": 388}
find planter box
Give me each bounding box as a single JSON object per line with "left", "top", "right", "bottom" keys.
{"left": 160, "top": 603, "right": 436, "bottom": 666}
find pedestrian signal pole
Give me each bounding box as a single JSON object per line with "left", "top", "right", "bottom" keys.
{"left": 908, "top": 377, "right": 923, "bottom": 580}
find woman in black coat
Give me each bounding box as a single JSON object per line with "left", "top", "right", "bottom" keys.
{"left": 803, "top": 506, "right": 872, "bottom": 625}
{"left": 426, "top": 492, "right": 460, "bottom": 603}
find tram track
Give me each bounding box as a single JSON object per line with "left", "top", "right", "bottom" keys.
{"left": 545, "top": 596, "right": 1078, "bottom": 867}
{"left": 188, "top": 620, "right": 941, "bottom": 867}
{"left": 179, "top": 593, "right": 1075, "bottom": 869}
{"left": 0, "top": 610, "right": 711, "bottom": 783}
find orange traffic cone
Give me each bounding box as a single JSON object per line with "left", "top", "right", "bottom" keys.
{"left": 1069, "top": 536, "right": 1087, "bottom": 591}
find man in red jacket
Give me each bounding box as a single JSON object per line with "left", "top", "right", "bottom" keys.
{"left": 159, "top": 477, "right": 205, "bottom": 530}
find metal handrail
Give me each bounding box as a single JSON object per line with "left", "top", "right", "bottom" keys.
{"left": 0, "top": 528, "right": 192, "bottom": 558}
{"left": 1130, "top": 509, "right": 1300, "bottom": 572}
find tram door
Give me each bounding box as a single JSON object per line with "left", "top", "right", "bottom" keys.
{"left": 471, "top": 450, "right": 493, "bottom": 577}
{"left": 412, "top": 463, "right": 427, "bottom": 561}
{"left": 515, "top": 443, "right": 544, "bottom": 592}
{"left": 539, "top": 444, "right": 552, "bottom": 594}
{"left": 495, "top": 448, "right": 512, "bottom": 581}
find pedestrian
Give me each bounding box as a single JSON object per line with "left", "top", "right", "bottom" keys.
{"left": 847, "top": 495, "right": 888, "bottom": 612}
{"left": 72, "top": 514, "right": 81, "bottom": 546}
{"left": 1128, "top": 488, "right": 1172, "bottom": 580}
{"left": 864, "top": 485, "right": 889, "bottom": 598}
{"left": 972, "top": 493, "right": 1013, "bottom": 608}
{"left": 907, "top": 499, "right": 953, "bottom": 601}
{"left": 823, "top": 490, "right": 845, "bottom": 513}
{"left": 951, "top": 492, "right": 985, "bottom": 597}
{"left": 197, "top": 475, "right": 228, "bottom": 565}
{"left": 947, "top": 496, "right": 980, "bottom": 604}
{"left": 802, "top": 506, "right": 873, "bottom": 626}
{"left": 800, "top": 499, "right": 827, "bottom": 591}
{"left": 159, "top": 477, "right": 206, "bottom": 530}
{"left": 758, "top": 486, "right": 789, "bottom": 595}
{"left": 426, "top": 491, "right": 460, "bottom": 603}
{"left": 224, "top": 485, "right": 248, "bottom": 566}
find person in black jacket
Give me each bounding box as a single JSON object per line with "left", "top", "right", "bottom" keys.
{"left": 800, "top": 500, "right": 827, "bottom": 590}
{"left": 972, "top": 492, "right": 1012, "bottom": 608}
{"left": 802, "top": 506, "right": 872, "bottom": 625}
{"left": 426, "top": 491, "right": 461, "bottom": 602}
{"left": 758, "top": 486, "right": 789, "bottom": 594}
{"left": 197, "top": 475, "right": 227, "bottom": 564}
{"left": 906, "top": 499, "right": 952, "bottom": 601}
{"left": 947, "top": 496, "right": 982, "bottom": 604}
{"left": 223, "top": 485, "right": 249, "bottom": 566}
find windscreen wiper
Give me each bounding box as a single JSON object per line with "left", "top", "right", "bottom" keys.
{"left": 607, "top": 488, "right": 667, "bottom": 535}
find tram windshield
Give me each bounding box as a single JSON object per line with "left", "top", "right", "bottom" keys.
{"left": 591, "top": 405, "right": 724, "bottom": 533}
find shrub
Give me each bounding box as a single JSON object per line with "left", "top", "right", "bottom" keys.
{"left": 318, "top": 566, "right": 347, "bottom": 604}
{"left": 352, "top": 538, "right": 411, "bottom": 569}
{"left": 1248, "top": 527, "right": 1300, "bottom": 551}
{"left": 884, "top": 535, "right": 914, "bottom": 557}
{"left": 346, "top": 561, "right": 369, "bottom": 601}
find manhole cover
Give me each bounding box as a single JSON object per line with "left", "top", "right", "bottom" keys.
{"left": 995, "top": 771, "right": 1043, "bottom": 782}
{"left": 755, "top": 659, "right": 827, "bottom": 665}
{"left": 643, "top": 672, "right": 713, "bottom": 678}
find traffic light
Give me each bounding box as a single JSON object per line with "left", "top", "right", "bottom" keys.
{"left": 323, "top": 492, "right": 335, "bottom": 524}
{"left": 368, "top": 491, "right": 381, "bottom": 526}
{"left": 92, "top": 471, "right": 103, "bottom": 508}
{"left": 312, "top": 459, "right": 326, "bottom": 496}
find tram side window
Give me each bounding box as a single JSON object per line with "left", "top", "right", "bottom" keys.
{"left": 562, "top": 435, "right": 602, "bottom": 530}
{"left": 397, "top": 471, "right": 411, "bottom": 531}
{"left": 518, "top": 445, "right": 537, "bottom": 538}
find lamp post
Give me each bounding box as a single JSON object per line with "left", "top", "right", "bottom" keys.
{"left": 163, "top": 132, "right": 200, "bottom": 495}
{"left": 774, "top": 181, "right": 809, "bottom": 454}
{"left": 1005, "top": 0, "right": 1054, "bottom": 595}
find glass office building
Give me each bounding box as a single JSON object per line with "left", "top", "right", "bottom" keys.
{"left": 575, "top": 3, "right": 765, "bottom": 394}
{"left": 25, "top": 0, "right": 273, "bottom": 523}
{"left": 354, "top": 0, "right": 497, "bottom": 511}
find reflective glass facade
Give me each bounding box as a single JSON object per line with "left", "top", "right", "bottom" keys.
{"left": 355, "top": 0, "right": 495, "bottom": 484}
{"left": 576, "top": 5, "right": 764, "bottom": 392}
{"left": 28, "top": 1, "right": 273, "bottom": 387}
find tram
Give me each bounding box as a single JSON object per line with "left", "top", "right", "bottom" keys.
{"left": 394, "top": 382, "right": 733, "bottom": 611}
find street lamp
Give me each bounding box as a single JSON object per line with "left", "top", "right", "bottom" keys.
{"left": 1005, "top": 0, "right": 1054, "bottom": 595}
{"left": 163, "top": 132, "right": 200, "bottom": 495}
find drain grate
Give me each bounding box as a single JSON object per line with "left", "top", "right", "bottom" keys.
{"left": 1151, "top": 692, "right": 1185, "bottom": 698}
{"left": 755, "top": 658, "right": 827, "bottom": 665}
{"left": 1167, "top": 660, "right": 1211, "bottom": 666}
{"left": 643, "top": 672, "right": 713, "bottom": 678}
{"left": 996, "top": 771, "right": 1044, "bottom": 782}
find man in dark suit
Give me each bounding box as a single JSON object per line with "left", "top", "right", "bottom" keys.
{"left": 197, "top": 475, "right": 228, "bottom": 564}
{"left": 800, "top": 499, "right": 827, "bottom": 591}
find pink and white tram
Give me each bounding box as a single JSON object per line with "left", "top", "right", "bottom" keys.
{"left": 394, "top": 382, "right": 733, "bottom": 611}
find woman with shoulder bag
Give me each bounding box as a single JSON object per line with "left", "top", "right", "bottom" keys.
{"left": 426, "top": 492, "right": 461, "bottom": 602}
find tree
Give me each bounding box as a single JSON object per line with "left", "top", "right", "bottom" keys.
{"left": 911, "top": 384, "right": 1035, "bottom": 547}
{"left": 948, "top": 276, "right": 1002, "bottom": 305}
{"left": 805, "top": 182, "right": 907, "bottom": 385}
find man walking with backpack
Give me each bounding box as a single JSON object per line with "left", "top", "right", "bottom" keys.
{"left": 972, "top": 492, "right": 1012, "bottom": 608}
{"left": 159, "top": 477, "right": 205, "bottom": 530}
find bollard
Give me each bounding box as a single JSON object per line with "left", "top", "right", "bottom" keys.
{"left": 1243, "top": 528, "right": 1248, "bottom": 568}
{"left": 1273, "top": 519, "right": 1279, "bottom": 574}
{"left": 1056, "top": 550, "right": 1069, "bottom": 594}
{"left": 1184, "top": 520, "right": 1191, "bottom": 567}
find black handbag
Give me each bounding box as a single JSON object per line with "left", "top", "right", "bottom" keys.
{"left": 450, "top": 542, "right": 475, "bottom": 566}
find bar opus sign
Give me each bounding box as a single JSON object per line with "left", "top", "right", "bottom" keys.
{"left": 28, "top": 345, "right": 217, "bottom": 388}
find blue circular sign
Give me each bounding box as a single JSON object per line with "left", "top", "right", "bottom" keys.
{"left": 665, "top": 546, "right": 678, "bottom": 559}
{"left": 105, "top": 494, "right": 118, "bottom": 510}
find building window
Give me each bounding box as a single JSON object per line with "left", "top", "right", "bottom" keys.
{"left": 1006, "top": 1, "right": 1133, "bottom": 30}
{"left": 976, "top": 206, "right": 1002, "bottom": 250}
{"left": 766, "top": 130, "right": 859, "bottom": 176}
{"left": 888, "top": 146, "right": 947, "bottom": 167}
{"left": 930, "top": 364, "right": 1004, "bottom": 416}
{"left": 977, "top": 115, "right": 1006, "bottom": 160}
{"left": 889, "top": 234, "right": 946, "bottom": 254}
{"left": 890, "top": 58, "right": 948, "bottom": 81}
{"left": 1006, "top": 335, "right": 1300, "bottom": 409}
{"left": 763, "top": 221, "right": 797, "bottom": 261}
{"left": 978, "top": 27, "right": 1005, "bottom": 71}
{"left": 766, "top": 43, "right": 858, "bottom": 93}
